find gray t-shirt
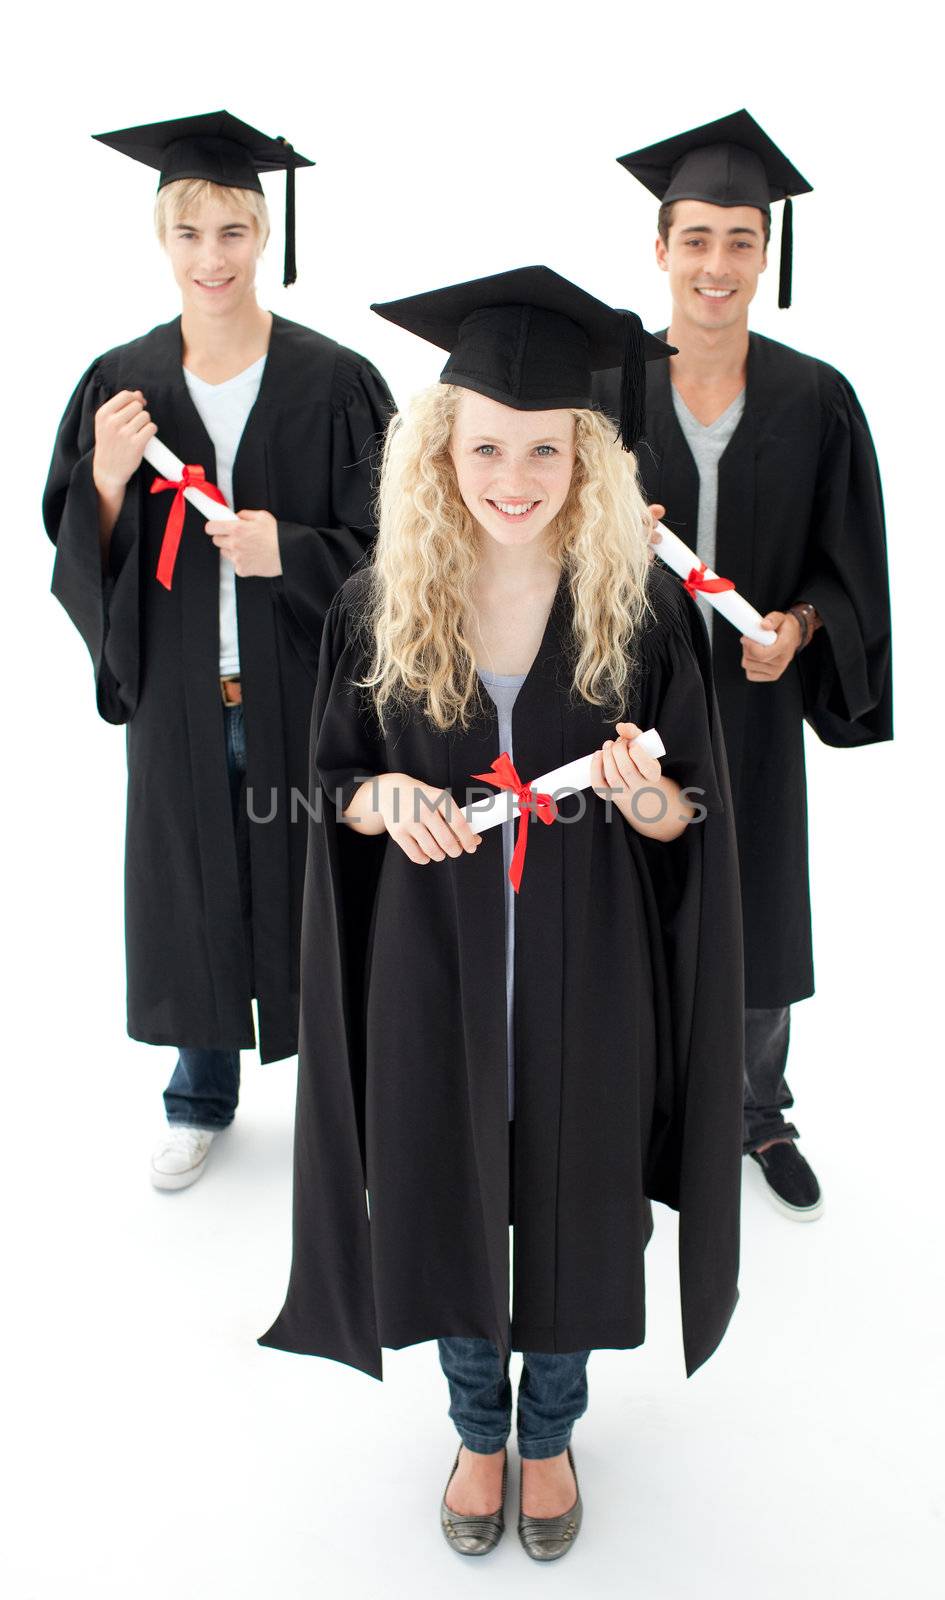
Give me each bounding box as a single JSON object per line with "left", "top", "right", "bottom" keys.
{"left": 670, "top": 385, "right": 746, "bottom": 646}
{"left": 477, "top": 667, "right": 527, "bottom": 1121}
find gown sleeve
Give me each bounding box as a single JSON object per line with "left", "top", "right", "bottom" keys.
{"left": 42, "top": 360, "right": 142, "bottom": 725}
{"left": 634, "top": 567, "right": 745, "bottom": 1377}
{"left": 272, "top": 353, "right": 395, "bottom": 659}
{"left": 259, "top": 578, "right": 387, "bottom": 1378}
{"left": 793, "top": 372, "right": 893, "bottom": 748}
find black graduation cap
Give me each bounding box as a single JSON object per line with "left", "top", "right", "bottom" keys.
{"left": 93, "top": 111, "right": 314, "bottom": 288}
{"left": 371, "top": 265, "right": 675, "bottom": 452}
{"left": 617, "top": 110, "right": 812, "bottom": 309}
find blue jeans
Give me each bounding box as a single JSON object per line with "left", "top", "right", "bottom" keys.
{"left": 743, "top": 1006, "right": 800, "bottom": 1153}
{"left": 164, "top": 1047, "right": 241, "bottom": 1130}
{"left": 162, "top": 703, "right": 247, "bottom": 1130}
{"left": 438, "top": 1337, "right": 590, "bottom": 1460}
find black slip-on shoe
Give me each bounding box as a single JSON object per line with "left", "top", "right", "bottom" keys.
{"left": 750, "top": 1140, "right": 824, "bottom": 1221}
{"left": 440, "top": 1446, "right": 507, "bottom": 1556}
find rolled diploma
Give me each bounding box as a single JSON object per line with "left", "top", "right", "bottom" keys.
{"left": 143, "top": 435, "right": 233, "bottom": 519}
{"left": 466, "top": 728, "right": 667, "bottom": 835}
{"left": 653, "top": 522, "right": 776, "bottom": 646}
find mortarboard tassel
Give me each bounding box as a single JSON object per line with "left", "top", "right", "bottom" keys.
{"left": 278, "top": 136, "right": 297, "bottom": 288}
{"left": 778, "top": 195, "right": 793, "bottom": 310}
{"left": 618, "top": 309, "right": 647, "bottom": 452}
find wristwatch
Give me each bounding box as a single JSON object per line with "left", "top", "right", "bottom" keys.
{"left": 788, "top": 601, "right": 817, "bottom": 651}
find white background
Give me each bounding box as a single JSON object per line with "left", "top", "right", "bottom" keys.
{"left": 3, "top": 2, "right": 941, "bottom": 1596}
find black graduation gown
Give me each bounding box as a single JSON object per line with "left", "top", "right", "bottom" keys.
{"left": 593, "top": 333, "right": 892, "bottom": 1007}
{"left": 43, "top": 314, "right": 394, "bottom": 1062}
{"left": 259, "top": 562, "right": 744, "bottom": 1380}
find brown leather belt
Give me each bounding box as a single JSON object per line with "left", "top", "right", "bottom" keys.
{"left": 220, "top": 675, "right": 242, "bottom": 705}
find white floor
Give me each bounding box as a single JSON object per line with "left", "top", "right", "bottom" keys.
{"left": 7, "top": 13, "right": 943, "bottom": 1591}
{"left": 6, "top": 578, "right": 940, "bottom": 1598}
{"left": 3, "top": 948, "right": 941, "bottom": 1598}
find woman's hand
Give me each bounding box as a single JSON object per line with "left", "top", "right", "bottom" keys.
{"left": 591, "top": 721, "right": 662, "bottom": 805}
{"left": 344, "top": 772, "right": 483, "bottom": 863}
{"left": 92, "top": 390, "right": 158, "bottom": 496}
{"left": 379, "top": 774, "right": 483, "bottom": 864}
{"left": 204, "top": 509, "right": 283, "bottom": 578}
{"left": 591, "top": 722, "right": 692, "bottom": 841}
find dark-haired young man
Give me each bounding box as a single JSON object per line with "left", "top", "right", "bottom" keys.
{"left": 595, "top": 112, "right": 892, "bottom": 1219}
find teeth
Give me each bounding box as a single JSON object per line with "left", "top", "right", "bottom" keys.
{"left": 198, "top": 279, "right": 229, "bottom": 287}
{"left": 696, "top": 288, "right": 734, "bottom": 298}
{"left": 493, "top": 501, "right": 535, "bottom": 516}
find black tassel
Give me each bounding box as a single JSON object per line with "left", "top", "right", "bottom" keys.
{"left": 278, "top": 137, "right": 297, "bottom": 288}
{"left": 618, "top": 309, "right": 646, "bottom": 453}
{"left": 778, "top": 195, "right": 793, "bottom": 310}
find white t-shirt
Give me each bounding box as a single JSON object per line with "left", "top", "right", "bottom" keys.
{"left": 182, "top": 355, "right": 267, "bottom": 676}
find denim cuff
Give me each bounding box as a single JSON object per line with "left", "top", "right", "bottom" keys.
{"left": 454, "top": 1425, "right": 510, "bottom": 1455}
{"left": 518, "top": 1430, "right": 575, "bottom": 1461}
{"left": 165, "top": 1113, "right": 234, "bottom": 1131}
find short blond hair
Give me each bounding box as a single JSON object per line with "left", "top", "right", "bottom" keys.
{"left": 154, "top": 178, "right": 270, "bottom": 251}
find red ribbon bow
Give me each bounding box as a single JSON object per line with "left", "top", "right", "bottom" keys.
{"left": 684, "top": 560, "right": 736, "bottom": 600}
{"left": 150, "top": 465, "right": 228, "bottom": 590}
{"left": 471, "top": 752, "right": 557, "bottom": 894}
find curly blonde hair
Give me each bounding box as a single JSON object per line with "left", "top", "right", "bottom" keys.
{"left": 154, "top": 178, "right": 270, "bottom": 252}
{"left": 356, "top": 383, "right": 654, "bottom": 733}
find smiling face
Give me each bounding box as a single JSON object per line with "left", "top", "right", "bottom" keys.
{"left": 657, "top": 199, "right": 767, "bottom": 332}
{"left": 164, "top": 190, "right": 263, "bottom": 318}
{"left": 448, "top": 389, "right": 576, "bottom": 550}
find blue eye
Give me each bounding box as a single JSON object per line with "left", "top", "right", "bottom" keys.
{"left": 535, "top": 445, "right": 557, "bottom": 457}
{"left": 475, "top": 445, "right": 496, "bottom": 456}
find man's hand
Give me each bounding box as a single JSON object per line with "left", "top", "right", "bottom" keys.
{"left": 204, "top": 509, "right": 283, "bottom": 577}
{"left": 740, "top": 610, "right": 802, "bottom": 682}
{"left": 92, "top": 390, "right": 157, "bottom": 496}
{"left": 646, "top": 503, "right": 666, "bottom": 562}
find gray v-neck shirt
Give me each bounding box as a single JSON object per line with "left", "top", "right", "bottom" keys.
{"left": 477, "top": 667, "right": 527, "bottom": 1121}
{"left": 670, "top": 385, "right": 746, "bottom": 646}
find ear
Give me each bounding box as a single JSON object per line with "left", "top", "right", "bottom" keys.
{"left": 759, "top": 248, "right": 768, "bottom": 275}
{"left": 655, "top": 235, "right": 669, "bottom": 273}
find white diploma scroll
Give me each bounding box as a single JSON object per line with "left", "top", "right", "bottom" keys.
{"left": 143, "top": 435, "right": 233, "bottom": 518}
{"left": 653, "top": 522, "right": 776, "bottom": 647}
{"left": 466, "top": 728, "right": 667, "bottom": 835}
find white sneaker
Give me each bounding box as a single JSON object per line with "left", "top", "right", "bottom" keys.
{"left": 150, "top": 1125, "right": 216, "bottom": 1190}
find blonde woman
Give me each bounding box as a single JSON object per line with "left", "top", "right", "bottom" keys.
{"left": 261, "top": 269, "right": 744, "bottom": 1559}
{"left": 43, "top": 112, "right": 393, "bottom": 1189}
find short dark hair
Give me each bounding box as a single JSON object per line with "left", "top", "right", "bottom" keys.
{"left": 657, "top": 199, "right": 771, "bottom": 248}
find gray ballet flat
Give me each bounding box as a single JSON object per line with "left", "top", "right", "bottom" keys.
{"left": 440, "top": 1445, "right": 508, "bottom": 1556}
{"left": 518, "top": 1446, "right": 583, "bottom": 1561}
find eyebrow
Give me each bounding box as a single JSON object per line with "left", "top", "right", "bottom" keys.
{"left": 172, "top": 221, "right": 251, "bottom": 232}
{"left": 678, "top": 224, "right": 760, "bottom": 238}
{"left": 469, "top": 435, "right": 571, "bottom": 446}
